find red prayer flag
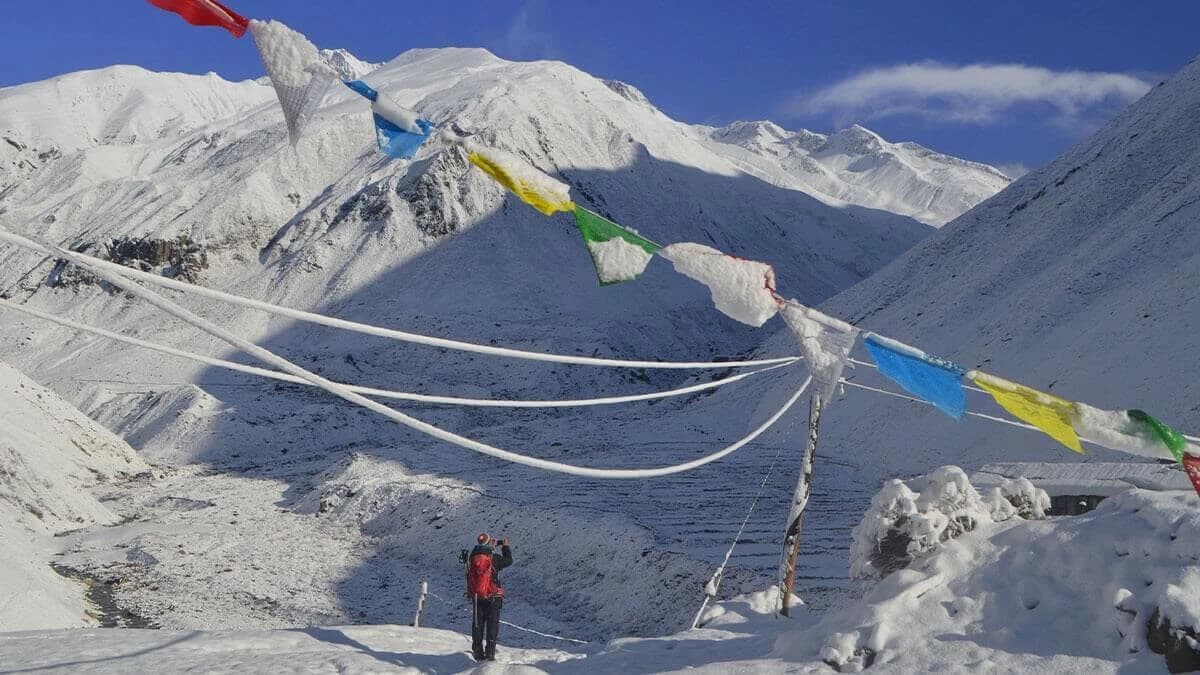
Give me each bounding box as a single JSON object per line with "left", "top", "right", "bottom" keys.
{"left": 147, "top": 0, "right": 250, "bottom": 38}
{"left": 1184, "top": 454, "right": 1200, "bottom": 499}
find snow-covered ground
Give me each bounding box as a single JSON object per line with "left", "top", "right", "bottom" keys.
{"left": 5, "top": 483, "right": 1198, "bottom": 673}
{"left": 0, "top": 35, "right": 1196, "bottom": 674}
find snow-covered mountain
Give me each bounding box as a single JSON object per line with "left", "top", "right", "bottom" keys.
{"left": 698, "top": 120, "right": 1013, "bottom": 226}
{"left": 318, "top": 48, "right": 381, "bottom": 81}
{"left": 0, "top": 47, "right": 932, "bottom": 638}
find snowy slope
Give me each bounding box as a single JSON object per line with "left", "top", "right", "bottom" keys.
{"left": 6, "top": 479, "right": 1195, "bottom": 675}
{"left": 737, "top": 56, "right": 1200, "bottom": 491}
{"left": 0, "top": 361, "right": 145, "bottom": 532}
{"left": 0, "top": 360, "right": 147, "bottom": 631}
{"left": 697, "top": 120, "right": 1012, "bottom": 226}
{"left": 0, "top": 47, "right": 930, "bottom": 640}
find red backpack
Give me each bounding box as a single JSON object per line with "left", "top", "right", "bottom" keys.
{"left": 466, "top": 551, "right": 503, "bottom": 598}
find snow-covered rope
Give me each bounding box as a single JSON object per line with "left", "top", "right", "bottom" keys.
{"left": 690, "top": 443, "right": 786, "bottom": 630}
{"left": 0, "top": 298, "right": 790, "bottom": 408}
{"left": 54, "top": 245, "right": 813, "bottom": 478}
{"left": 0, "top": 230, "right": 796, "bottom": 371}
{"left": 425, "top": 589, "right": 589, "bottom": 645}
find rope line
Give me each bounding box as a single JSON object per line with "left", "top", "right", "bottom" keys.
{"left": 3, "top": 229, "right": 1195, "bottom": 447}
{"left": 690, "top": 442, "right": 786, "bottom": 629}
{"left": 424, "top": 589, "right": 589, "bottom": 645}
{"left": 0, "top": 230, "right": 795, "bottom": 371}
{"left": 0, "top": 298, "right": 790, "bottom": 409}
{"left": 55, "top": 244, "right": 813, "bottom": 479}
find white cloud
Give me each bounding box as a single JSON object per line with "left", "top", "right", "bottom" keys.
{"left": 788, "top": 62, "right": 1152, "bottom": 129}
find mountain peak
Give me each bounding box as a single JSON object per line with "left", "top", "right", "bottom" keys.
{"left": 702, "top": 119, "right": 1009, "bottom": 226}
{"left": 318, "top": 49, "right": 380, "bottom": 81}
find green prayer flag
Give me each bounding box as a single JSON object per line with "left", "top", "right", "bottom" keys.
{"left": 572, "top": 206, "right": 661, "bottom": 285}
{"left": 1129, "top": 410, "right": 1188, "bottom": 462}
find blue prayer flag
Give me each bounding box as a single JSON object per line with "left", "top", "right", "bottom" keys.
{"left": 864, "top": 334, "right": 966, "bottom": 420}
{"left": 344, "top": 80, "right": 434, "bottom": 159}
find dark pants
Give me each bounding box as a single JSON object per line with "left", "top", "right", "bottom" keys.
{"left": 471, "top": 596, "right": 503, "bottom": 658}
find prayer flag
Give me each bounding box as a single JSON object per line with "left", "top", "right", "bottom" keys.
{"left": 780, "top": 301, "right": 859, "bottom": 404}
{"left": 864, "top": 333, "right": 966, "bottom": 420}
{"left": 344, "top": 80, "right": 434, "bottom": 158}
{"left": 572, "top": 206, "right": 659, "bottom": 285}
{"left": 459, "top": 140, "right": 574, "bottom": 216}
{"left": 1071, "top": 406, "right": 1189, "bottom": 462}
{"left": 250, "top": 20, "right": 336, "bottom": 144}
{"left": 1183, "top": 454, "right": 1200, "bottom": 499}
{"left": 147, "top": 0, "right": 249, "bottom": 37}
{"left": 968, "top": 371, "right": 1082, "bottom": 453}
{"left": 659, "top": 243, "right": 780, "bottom": 327}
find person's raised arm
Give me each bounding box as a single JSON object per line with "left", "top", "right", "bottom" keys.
{"left": 494, "top": 540, "right": 513, "bottom": 571}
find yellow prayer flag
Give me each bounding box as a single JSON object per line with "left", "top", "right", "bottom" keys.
{"left": 968, "top": 370, "right": 1084, "bottom": 453}
{"left": 467, "top": 151, "right": 574, "bottom": 216}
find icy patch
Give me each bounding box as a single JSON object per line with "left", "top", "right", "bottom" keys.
{"left": 659, "top": 242, "right": 779, "bottom": 326}
{"left": 587, "top": 237, "right": 654, "bottom": 283}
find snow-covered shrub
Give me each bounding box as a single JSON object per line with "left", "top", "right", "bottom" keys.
{"left": 999, "top": 477, "right": 1050, "bottom": 519}
{"left": 850, "top": 466, "right": 1049, "bottom": 579}
{"left": 820, "top": 631, "right": 876, "bottom": 672}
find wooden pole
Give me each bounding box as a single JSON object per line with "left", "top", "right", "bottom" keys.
{"left": 413, "top": 580, "right": 428, "bottom": 627}
{"left": 780, "top": 393, "right": 822, "bottom": 616}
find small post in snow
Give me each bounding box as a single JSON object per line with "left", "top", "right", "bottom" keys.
{"left": 413, "top": 580, "right": 428, "bottom": 627}
{"left": 780, "top": 393, "right": 822, "bottom": 617}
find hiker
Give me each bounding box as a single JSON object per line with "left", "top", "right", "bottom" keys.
{"left": 466, "top": 533, "right": 513, "bottom": 661}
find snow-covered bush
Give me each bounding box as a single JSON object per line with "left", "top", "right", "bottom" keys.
{"left": 850, "top": 466, "right": 1049, "bottom": 579}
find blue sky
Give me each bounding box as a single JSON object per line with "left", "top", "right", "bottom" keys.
{"left": 4, "top": 1, "right": 1198, "bottom": 173}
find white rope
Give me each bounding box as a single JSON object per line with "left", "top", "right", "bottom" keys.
{"left": 0, "top": 230, "right": 796, "bottom": 371}
{"left": 425, "top": 589, "right": 589, "bottom": 645}
{"left": 55, "top": 245, "right": 812, "bottom": 479}
{"left": 0, "top": 298, "right": 789, "bottom": 409}
{"left": 690, "top": 443, "right": 785, "bottom": 629}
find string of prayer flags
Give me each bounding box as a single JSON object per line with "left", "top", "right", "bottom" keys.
{"left": 249, "top": 20, "right": 337, "bottom": 144}
{"left": 459, "top": 139, "right": 574, "bottom": 216}
{"left": 659, "top": 244, "right": 780, "bottom": 327}
{"left": 147, "top": 0, "right": 249, "bottom": 37}
{"left": 779, "top": 301, "right": 859, "bottom": 404}
{"left": 344, "top": 80, "right": 434, "bottom": 158}
{"left": 572, "top": 206, "right": 660, "bottom": 285}
{"left": 968, "top": 371, "right": 1083, "bottom": 453}
{"left": 864, "top": 333, "right": 966, "bottom": 420}
{"left": 1071, "top": 406, "right": 1190, "bottom": 462}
